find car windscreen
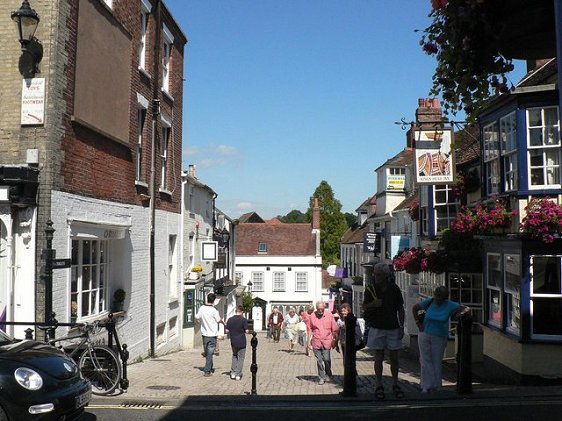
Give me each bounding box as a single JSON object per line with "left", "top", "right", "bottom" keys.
{"left": 0, "top": 329, "right": 14, "bottom": 345}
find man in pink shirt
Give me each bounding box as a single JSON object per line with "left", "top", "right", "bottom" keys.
{"left": 306, "top": 300, "right": 339, "bottom": 385}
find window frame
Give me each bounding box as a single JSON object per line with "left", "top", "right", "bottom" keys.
{"left": 251, "top": 272, "right": 264, "bottom": 292}
{"left": 530, "top": 255, "right": 562, "bottom": 340}
{"left": 500, "top": 112, "right": 518, "bottom": 191}
{"left": 527, "top": 106, "right": 561, "bottom": 189}
{"left": 160, "top": 114, "right": 171, "bottom": 191}
{"left": 433, "top": 184, "right": 459, "bottom": 233}
{"left": 162, "top": 24, "right": 174, "bottom": 94}
{"left": 486, "top": 253, "right": 502, "bottom": 328}
{"left": 272, "top": 272, "right": 286, "bottom": 292}
{"left": 258, "top": 242, "right": 268, "bottom": 253}
{"left": 483, "top": 122, "right": 501, "bottom": 195}
{"left": 70, "top": 238, "right": 110, "bottom": 322}
{"left": 295, "top": 272, "right": 308, "bottom": 292}
{"left": 138, "top": 0, "right": 151, "bottom": 71}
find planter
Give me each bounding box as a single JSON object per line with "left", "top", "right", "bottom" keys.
{"left": 188, "top": 272, "right": 200, "bottom": 281}
{"left": 113, "top": 301, "right": 124, "bottom": 312}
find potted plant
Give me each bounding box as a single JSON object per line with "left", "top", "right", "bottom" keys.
{"left": 520, "top": 197, "right": 562, "bottom": 244}
{"left": 113, "top": 288, "right": 126, "bottom": 312}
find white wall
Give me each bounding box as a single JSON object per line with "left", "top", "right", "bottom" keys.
{"left": 50, "top": 191, "right": 182, "bottom": 359}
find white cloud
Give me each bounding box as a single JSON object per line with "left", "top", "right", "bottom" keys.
{"left": 184, "top": 146, "right": 199, "bottom": 156}
{"left": 212, "top": 144, "right": 238, "bottom": 156}
{"left": 183, "top": 143, "right": 241, "bottom": 169}
{"left": 236, "top": 201, "right": 254, "bottom": 210}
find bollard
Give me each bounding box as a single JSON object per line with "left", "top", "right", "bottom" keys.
{"left": 342, "top": 312, "right": 358, "bottom": 397}
{"left": 107, "top": 313, "right": 115, "bottom": 349}
{"left": 120, "top": 344, "right": 130, "bottom": 390}
{"left": 250, "top": 331, "right": 258, "bottom": 395}
{"left": 456, "top": 313, "right": 473, "bottom": 394}
{"left": 25, "top": 328, "right": 34, "bottom": 340}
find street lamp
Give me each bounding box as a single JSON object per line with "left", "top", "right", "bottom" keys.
{"left": 220, "top": 228, "right": 230, "bottom": 247}
{"left": 11, "top": 0, "right": 42, "bottom": 77}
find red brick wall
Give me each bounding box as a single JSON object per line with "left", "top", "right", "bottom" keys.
{"left": 60, "top": 0, "right": 185, "bottom": 213}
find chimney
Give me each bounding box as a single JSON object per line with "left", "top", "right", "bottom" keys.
{"left": 408, "top": 98, "right": 443, "bottom": 148}
{"left": 187, "top": 164, "right": 197, "bottom": 178}
{"left": 312, "top": 198, "right": 320, "bottom": 230}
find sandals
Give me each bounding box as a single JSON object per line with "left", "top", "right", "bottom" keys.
{"left": 392, "top": 384, "right": 405, "bottom": 399}
{"left": 375, "top": 386, "right": 385, "bottom": 400}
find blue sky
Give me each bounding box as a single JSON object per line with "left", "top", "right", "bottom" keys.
{"left": 165, "top": 0, "right": 526, "bottom": 220}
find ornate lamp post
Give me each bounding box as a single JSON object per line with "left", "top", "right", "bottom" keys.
{"left": 11, "top": 0, "right": 43, "bottom": 77}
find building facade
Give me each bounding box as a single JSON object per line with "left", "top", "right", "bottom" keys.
{"left": 0, "top": 0, "right": 186, "bottom": 359}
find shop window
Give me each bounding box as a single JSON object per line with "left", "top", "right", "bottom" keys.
{"left": 71, "top": 239, "right": 109, "bottom": 321}
{"left": 486, "top": 253, "right": 502, "bottom": 327}
{"left": 504, "top": 254, "right": 521, "bottom": 334}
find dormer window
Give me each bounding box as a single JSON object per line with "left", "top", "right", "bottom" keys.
{"left": 258, "top": 242, "right": 268, "bottom": 253}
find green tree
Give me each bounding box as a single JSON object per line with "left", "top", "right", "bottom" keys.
{"left": 279, "top": 209, "right": 307, "bottom": 223}
{"left": 344, "top": 212, "right": 356, "bottom": 228}
{"left": 306, "top": 181, "right": 348, "bottom": 267}
{"left": 241, "top": 291, "right": 254, "bottom": 319}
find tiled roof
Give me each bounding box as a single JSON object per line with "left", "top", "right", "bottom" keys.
{"left": 238, "top": 212, "right": 265, "bottom": 223}
{"left": 341, "top": 223, "right": 368, "bottom": 244}
{"left": 454, "top": 124, "right": 481, "bottom": 165}
{"left": 394, "top": 190, "right": 419, "bottom": 211}
{"left": 355, "top": 195, "right": 376, "bottom": 212}
{"left": 517, "top": 58, "right": 557, "bottom": 87}
{"left": 375, "top": 148, "right": 413, "bottom": 172}
{"left": 235, "top": 223, "right": 316, "bottom": 256}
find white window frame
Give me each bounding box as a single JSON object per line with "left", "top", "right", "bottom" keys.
{"left": 433, "top": 184, "right": 458, "bottom": 233}
{"left": 258, "top": 242, "right": 267, "bottom": 253}
{"left": 504, "top": 254, "right": 521, "bottom": 335}
{"left": 527, "top": 106, "right": 561, "bottom": 189}
{"left": 486, "top": 253, "right": 502, "bottom": 328}
{"left": 530, "top": 255, "right": 562, "bottom": 340}
{"left": 162, "top": 24, "right": 174, "bottom": 93}
{"left": 295, "top": 272, "right": 308, "bottom": 292}
{"left": 483, "top": 122, "right": 500, "bottom": 195}
{"left": 500, "top": 112, "right": 518, "bottom": 191}
{"left": 251, "top": 272, "right": 264, "bottom": 292}
{"left": 160, "top": 114, "right": 171, "bottom": 191}
{"left": 138, "top": 0, "right": 151, "bottom": 71}
{"left": 71, "top": 239, "right": 110, "bottom": 321}
{"left": 273, "top": 272, "right": 285, "bottom": 292}
{"left": 168, "top": 235, "right": 177, "bottom": 299}
{"left": 136, "top": 107, "right": 146, "bottom": 182}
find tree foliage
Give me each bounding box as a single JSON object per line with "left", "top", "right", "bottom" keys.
{"left": 344, "top": 212, "right": 355, "bottom": 228}
{"left": 278, "top": 209, "right": 307, "bottom": 223}
{"left": 306, "top": 181, "right": 348, "bottom": 266}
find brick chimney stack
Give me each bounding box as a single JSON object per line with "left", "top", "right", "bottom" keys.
{"left": 407, "top": 98, "right": 443, "bottom": 148}
{"left": 187, "top": 164, "right": 197, "bottom": 178}
{"left": 312, "top": 197, "right": 320, "bottom": 230}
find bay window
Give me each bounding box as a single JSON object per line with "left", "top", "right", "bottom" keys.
{"left": 527, "top": 106, "right": 561, "bottom": 188}
{"left": 530, "top": 255, "right": 562, "bottom": 339}
{"left": 483, "top": 122, "right": 500, "bottom": 195}
{"left": 500, "top": 112, "right": 518, "bottom": 191}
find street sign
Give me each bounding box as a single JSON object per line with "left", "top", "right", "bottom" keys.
{"left": 52, "top": 258, "right": 72, "bottom": 269}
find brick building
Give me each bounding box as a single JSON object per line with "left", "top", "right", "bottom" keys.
{"left": 0, "top": 0, "right": 187, "bottom": 359}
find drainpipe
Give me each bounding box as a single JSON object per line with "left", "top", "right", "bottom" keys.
{"left": 149, "top": 0, "right": 161, "bottom": 358}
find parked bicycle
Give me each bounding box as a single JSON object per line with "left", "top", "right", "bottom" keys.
{"left": 45, "top": 321, "right": 122, "bottom": 395}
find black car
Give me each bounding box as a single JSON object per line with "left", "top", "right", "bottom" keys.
{"left": 0, "top": 330, "right": 91, "bottom": 421}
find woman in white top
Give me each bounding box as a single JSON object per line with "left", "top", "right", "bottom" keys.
{"left": 283, "top": 307, "right": 300, "bottom": 352}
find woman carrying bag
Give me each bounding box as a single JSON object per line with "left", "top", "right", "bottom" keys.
{"left": 412, "top": 286, "right": 470, "bottom": 393}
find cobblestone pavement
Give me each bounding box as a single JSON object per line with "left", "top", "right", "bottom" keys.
{"left": 96, "top": 332, "right": 562, "bottom": 404}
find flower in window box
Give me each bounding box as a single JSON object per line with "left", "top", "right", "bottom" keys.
{"left": 451, "top": 197, "right": 516, "bottom": 235}
{"left": 520, "top": 197, "right": 562, "bottom": 244}
{"left": 191, "top": 265, "right": 203, "bottom": 272}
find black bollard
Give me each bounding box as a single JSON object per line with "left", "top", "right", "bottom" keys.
{"left": 120, "top": 344, "right": 130, "bottom": 390}
{"left": 456, "top": 313, "right": 473, "bottom": 394}
{"left": 250, "top": 331, "right": 258, "bottom": 395}
{"left": 342, "top": 312, "right": 358, "bottom": 397}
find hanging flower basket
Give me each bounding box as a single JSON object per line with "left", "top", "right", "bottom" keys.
{"left": 393, "top": 247, "right": 447, "bottom": 275}
{"left": 520, "top": 197, "right": 562, "bottom": 244}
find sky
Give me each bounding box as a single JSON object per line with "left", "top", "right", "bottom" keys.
{"left": 164, "top": 0, "right": 527, "bottom": 220}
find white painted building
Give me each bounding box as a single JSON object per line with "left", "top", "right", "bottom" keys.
{"left": 234, "top": 203, "right": 322, "bottom": 331}
{"left": 49, "top": 190, "right": 183, "bottom": 359}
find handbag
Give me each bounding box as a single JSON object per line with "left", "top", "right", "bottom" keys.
{"left": 416, "top": 298, "right": 433, "bottom": 331}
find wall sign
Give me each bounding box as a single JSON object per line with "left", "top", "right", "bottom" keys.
{"left": 201, "top": 241, "right": 218, "bottom": 261}
{"left": 21, "top": 78, "right": 45, "bottom": 125}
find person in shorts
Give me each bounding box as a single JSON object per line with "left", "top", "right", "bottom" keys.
{"left": 362, "top": 263, "right": 405, "bottom": 400}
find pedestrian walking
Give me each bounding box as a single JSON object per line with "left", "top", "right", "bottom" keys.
{"left": 268, "top": 306, "right": 284, "bottom": 343}
{"left": 306, "top": 300, "right": 339, "bottom": 385}
{"left": 283, "top": 307, "right": 300, "bottom": 352}
{"left": 336, "top": 303, "right": 364, "bottom": 365}
{"left": 363, "top": 263, "right": 405, "bottom": 400}
{"left": 301, "top": 305, "right": 314, "bottom": 356}
{"left": 225, "top": 305, "right": 250, "bottom": 381}
{"left": 195, "top": 293, "right": 223, "bottom": 377}
{"left": 412, "top": 286, "right": 470, "bottom": 393}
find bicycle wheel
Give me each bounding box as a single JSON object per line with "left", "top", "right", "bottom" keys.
{"left": 79, "top": 345, "right": 122, "bottom": 395}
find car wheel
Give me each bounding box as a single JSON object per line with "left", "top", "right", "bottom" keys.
{"left": 0, "top": 406, "right": 8, "bottom": 421}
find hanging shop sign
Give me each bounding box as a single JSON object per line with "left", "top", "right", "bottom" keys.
{"left": 414, "top": 128, "right": 454, "bottom": 185}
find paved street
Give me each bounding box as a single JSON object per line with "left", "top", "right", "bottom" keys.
{"left": 90, "top": 331, "right": 562, "bottom": 405}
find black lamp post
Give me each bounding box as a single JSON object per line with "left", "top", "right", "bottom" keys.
{"left": 11, "top": 0, "right": 42, "bottom": 77}
{"left": 220, "top": 228, "right": 230, "bottom": 248}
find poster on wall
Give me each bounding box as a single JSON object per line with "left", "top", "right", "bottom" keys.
{"left": 21, "top": 78, "right": 45, "bottom": 125}
{"left": 390, "top": 235, "right": 410, "bottom": 259}
{"left": 414, "top": 128, "right": 454, "bottom": 184}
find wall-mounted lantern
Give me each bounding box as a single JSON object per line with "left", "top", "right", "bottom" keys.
{"left": 11, "top": 0, "right": 43, "bottom": 77}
